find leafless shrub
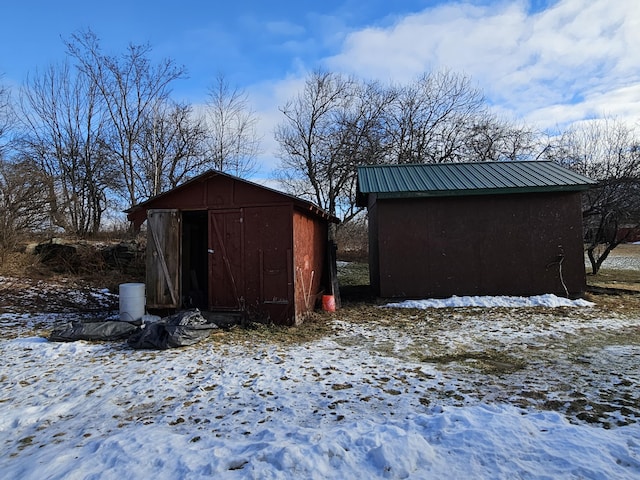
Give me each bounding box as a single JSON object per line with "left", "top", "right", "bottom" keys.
{"left": 337, "top": 215, "right": 368, "bottom": 261}
{"left": 0, "top": 159, "right": 51, "bottom": 262}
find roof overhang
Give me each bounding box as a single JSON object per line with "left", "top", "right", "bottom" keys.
{"left": 356, "top": 161, "right": 596, "bottom": 206}
{"left": 125, "top": 169, "right": 339, "bottom": 228}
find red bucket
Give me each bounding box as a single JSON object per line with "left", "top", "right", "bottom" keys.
{"left": 322, "top": 295, "right": 336, "bottom": 312}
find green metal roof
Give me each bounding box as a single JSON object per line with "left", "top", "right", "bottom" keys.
{"left": 357, "top": 161, "right": 595, "bottom": 202}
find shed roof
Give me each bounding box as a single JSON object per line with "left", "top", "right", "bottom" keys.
{"left": 126, "top": 169, "right": 339, "bottom": 227}
{"left": 357, "top": 161, "right": 595, "bottom": 203}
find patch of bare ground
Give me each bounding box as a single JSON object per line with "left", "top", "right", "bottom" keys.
{"left": 586, "top": 243, "right": 640, "bottom": 292}
{"left": 0, "top": 247, "right": 142, "bottom": 314}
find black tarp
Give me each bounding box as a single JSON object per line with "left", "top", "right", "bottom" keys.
{"left": 49, "top": 320, "right": 139, "bottom": 342}
{"left": 49, "top": 309, "right": 217, "bottom": 349}
{"left": 127, "top": 309, "right": 217, "bottom": 349}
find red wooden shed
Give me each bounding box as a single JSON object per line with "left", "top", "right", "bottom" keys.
{"left": 126, "top": 170, "right": 338, "bottom": 325}
{"left": 357, "top": 161, "right": 595, "bottom": 299}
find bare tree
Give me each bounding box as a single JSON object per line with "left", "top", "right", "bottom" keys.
{"left": 202, "top": 75, "right": 261, "bottom": 177}
{"left": 136, "top": 100, "right": 207, "bottom": 198}
{"left": 464, "top": 115, "right": 538, "bottom": 162}
{"left": 65, "top": 29, "right": 186, "bottom": 206}
{"left": 541, "top": 118, "right": 640, "bottom": 273}
{"left": 17, "top": 62, "right": 117, "bottom": 236}
{"left": 383, "top": 70, "right": 486, "bottom": 164}
{"left": 276, "top": 71, "right": 354, "bottom": 219}
{"left": 0, "top": 80, "right": 12, "bottom": 156}
{"left": 0, "top": 158, "right": 50, "bottom": 259}
{"left": 275, "top": 71, "right": 390, "bottom": 231}
{"left": 275, "top": 69, "right": 528, "bottom": 234}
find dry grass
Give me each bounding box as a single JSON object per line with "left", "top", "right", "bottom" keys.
{"left": 215, "top": 312, "right": 336, "bottom": 346}
{"left": 336, "top": 261, "right": 370, "bottom": 288}
{"left": 0, "top": 251, "right": 43, "bottom": 278}
{"left": 586, "top": 244, "right": 640, "bottom": 293}
{"left": 588, "top": 269, "right": 640, "bottom": 293}
{"left": 0, "top": 244, "right": 143, "bottom": 292}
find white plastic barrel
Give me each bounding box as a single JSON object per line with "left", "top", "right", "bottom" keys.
{"left": 119, "top": 283, "right": 146, "bottom": 322}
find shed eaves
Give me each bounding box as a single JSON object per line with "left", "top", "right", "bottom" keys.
{"left": 357, "top": 161, "right": 595, "bottom": 201}
{"left": 125, "top": 169, "right": 340, "bottom": 225}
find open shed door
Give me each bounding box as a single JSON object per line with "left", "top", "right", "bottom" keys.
{"left": 146, "top": 209, "right": 181, "bottom": 309}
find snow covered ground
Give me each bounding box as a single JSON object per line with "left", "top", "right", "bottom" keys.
{"left": 1, "top": 285, "right": 640, "bottom": 479}
{"left": 383, "top": 293, "right": 595, "bottom": 309}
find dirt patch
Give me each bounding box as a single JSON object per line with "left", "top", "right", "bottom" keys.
{"left": 0, "top": 276, "right": 119, "bottom": 315}
{"left": 586, "top": 243, "right": 640, "bottom": 292}
{"left": 419, "top": 350, "right": 527, "bottom": 375}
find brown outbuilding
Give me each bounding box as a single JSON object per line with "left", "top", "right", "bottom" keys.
{"left": 126, "top": 170, "right": 338, "bottom": 325}
{"left": 356, "top": 161, "right": 596, "bottom": 299}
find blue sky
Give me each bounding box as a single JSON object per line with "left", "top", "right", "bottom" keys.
{"left": 1, "top": 0, "right": 639, "bottom": 174}
{"left": 1, "top": 0, "right": 449, "bottom": 96}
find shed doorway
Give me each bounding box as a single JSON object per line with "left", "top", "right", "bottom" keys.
{"left": 176, "top": 209, "right": 246, "bottom": 312}
{"left": 181, "top": 211, "right": 208, "bottom": 309}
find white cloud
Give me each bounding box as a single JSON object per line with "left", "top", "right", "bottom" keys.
{"left": 243, "top": 0, "right": 640, "bottom": 181}
{"left": 324, "top": 0, "right": 640, "bottom": 130}
{"left": 247, "top": 74, "right": 309, "bottom": 177}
